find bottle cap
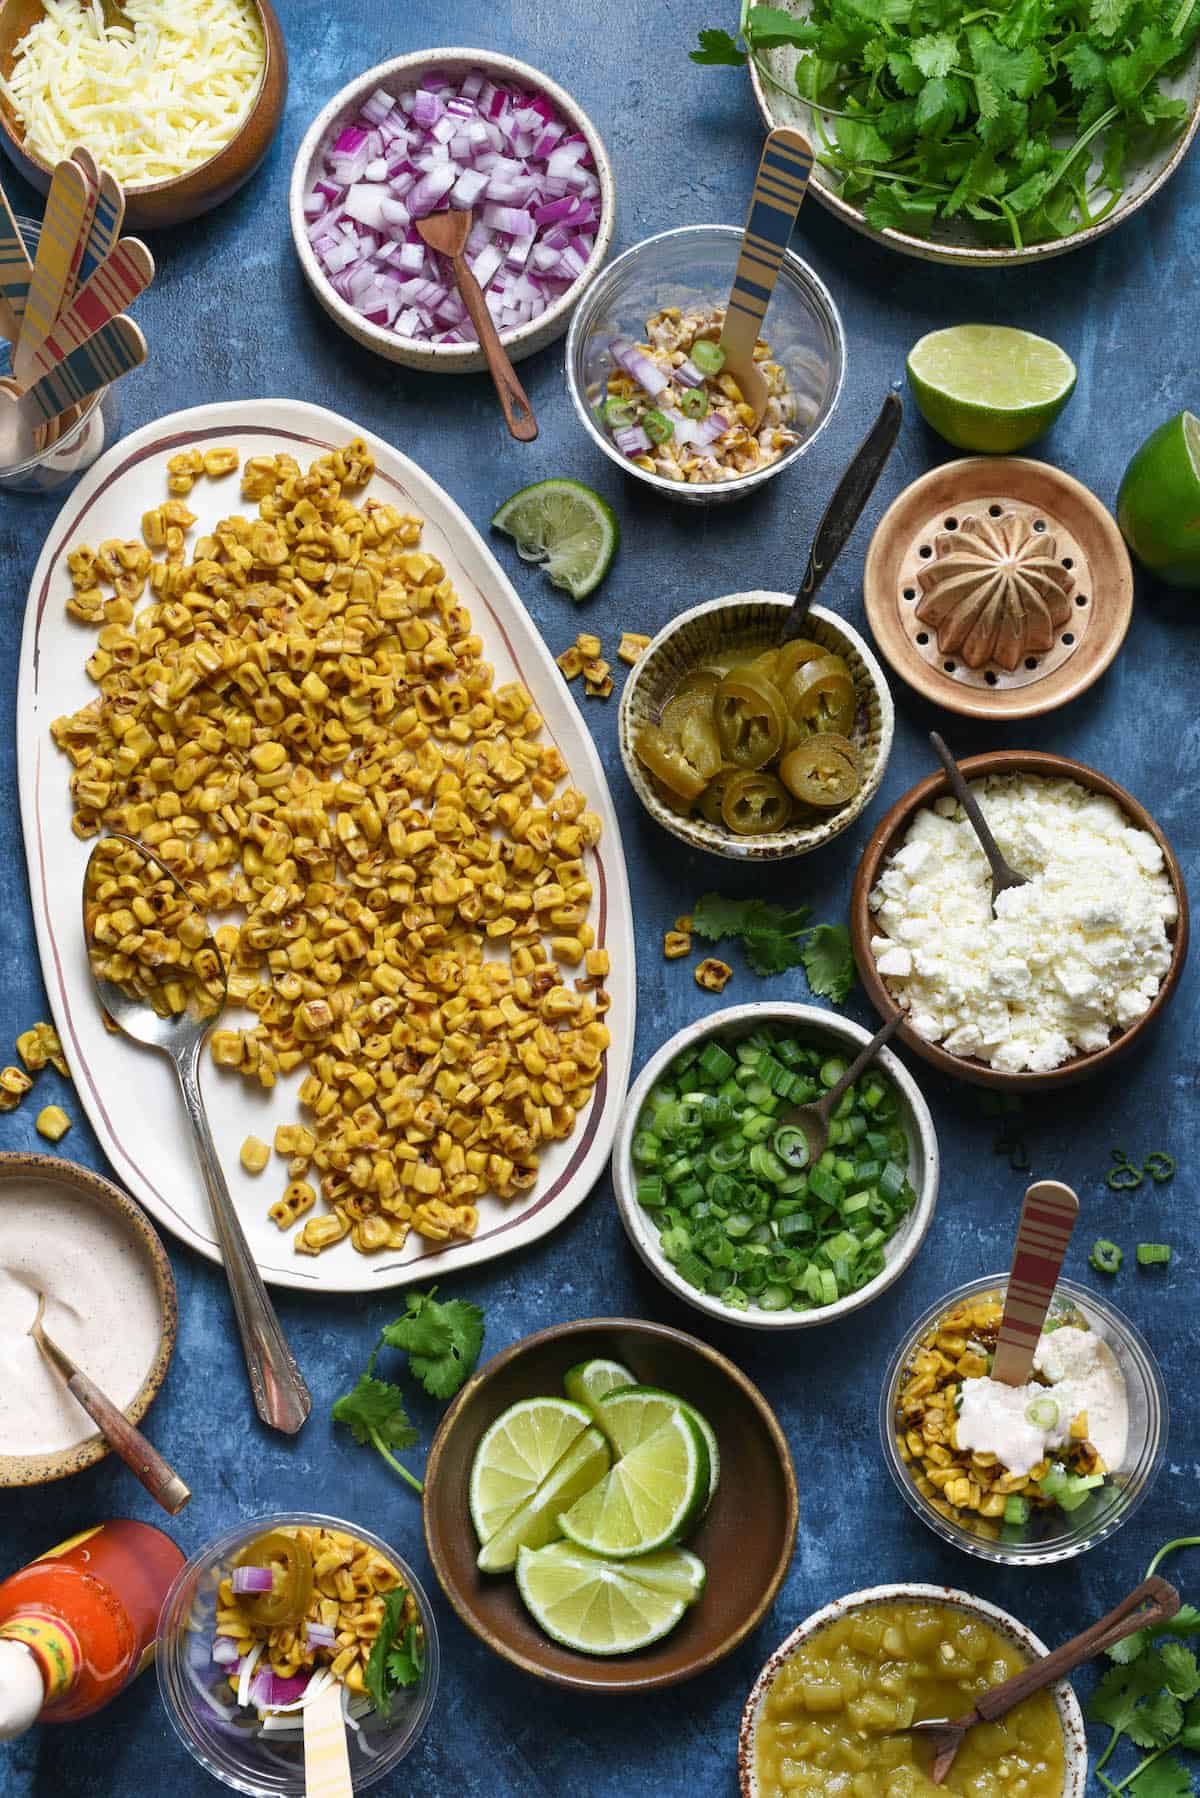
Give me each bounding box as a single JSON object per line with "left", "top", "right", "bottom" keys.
{"left": 0, "top": 1638, "right": 45, "bottom": 1740}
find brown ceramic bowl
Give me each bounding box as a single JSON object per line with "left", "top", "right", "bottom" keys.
{"left": 0, "top": 0, "right": 287, "bottom": 231}
{"left": 424, "top": 1317, "right": 798, "bottom": 1691}
{"left": 850, "top": 750, "right": 1189, "bottom": 1091}
{"left": 0, "top": 1152, "right": 177, "bottom": 1486}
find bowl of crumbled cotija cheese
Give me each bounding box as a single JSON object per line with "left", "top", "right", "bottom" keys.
{"left": 851, "top": 751, "right": 1189, "bottom": 1090}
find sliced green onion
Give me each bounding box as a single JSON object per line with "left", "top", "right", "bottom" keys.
{"left": 1143, "top": 1151, "right": 1176, "bottom": 1183}
{"left": 1137, "top": 1243, "right": 1172, "bottom": 1266}
{"left": 1089, "top": 1239, "right": 1124, "bottom": 1275}
{"left": 690, "top": 339, "right": 725, "bottom": 374}
{"left": 1024, "top": 1396, "right": 1059, "bottom": 1431}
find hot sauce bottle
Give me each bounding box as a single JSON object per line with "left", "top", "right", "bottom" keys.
{"left": 0, "top": 1520, "right": 183, "bottom": 1737}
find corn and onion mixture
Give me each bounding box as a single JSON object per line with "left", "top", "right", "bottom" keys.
{"left": 52, "top": 439, "right": 610, "bottom": 1258}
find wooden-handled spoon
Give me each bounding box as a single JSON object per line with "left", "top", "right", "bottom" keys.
{"left": 416, "top": 210, "right": 537, "bottom": 441}
{"left": 907, "top": 1575, "right": 1180, "bottom": 1785}
{"left": 303, "top": 1678, "right": 354, "bottom": 1797}
{"left": 928, "top": 731, "right": 1029, "bottom": 916}
{"left": 29, "top": 1293, "right": 191, "bottom": 1514}
{"left": 719, "top": 127, "right": 814, "bottom": 429}
{"left": 777, "top": 1013, "right": 904, "bottom": 1166}
{"left": 992, "top": 1179, "right": 1079, "bottom": 1388}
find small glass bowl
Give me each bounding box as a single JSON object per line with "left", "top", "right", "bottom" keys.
{"left": 879, "top": 1275, "right": 1167, "bottom": 1565}
{"left": 564, "top": 224, "right": 845, "bottom": 506}
{"left": 0, "top": 218, "right": 119, "bottom": 496}
{"left": 157, "top": 1513, "right": 440, "bottom": 1796}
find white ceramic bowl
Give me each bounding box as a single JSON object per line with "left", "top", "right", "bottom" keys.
{"left": 289, "top": 49, "right": 616, "bottom": 373}
{"left": 612, "top": 1003, "right": 939, "bottom": 1330}
{"left": 737, "top": 1583, "right": 1088, "bottom": 1798}
{"left": 618, "top": 591, "right": 895, "bottom": 861}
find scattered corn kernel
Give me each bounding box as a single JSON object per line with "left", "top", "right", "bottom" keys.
{"left": 36, "top": 1105, "right": 71, "bottom": 1141}
{"left": 618, "top": 632, "right": 651, "bottom": 665}
{"left": 663, "top": 930, "right": 691, "bottom": 959}
{"left": 695, "top": 957, "right": 732, "bottom": 993}
{"left": 556, "top": 647, "right": 584, "bottom": 680}
{"left": 574, "top": 632, "right": 602, "bottom": 660}
{"left": 240, "top": 1135, "right": 270, "bottom": 1174}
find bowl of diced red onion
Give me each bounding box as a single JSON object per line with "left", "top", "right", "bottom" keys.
{"left": 289, "top": 50, "right": 616, "bottom": 372}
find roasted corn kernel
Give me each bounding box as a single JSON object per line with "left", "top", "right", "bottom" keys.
{"left": 695, "top": 957, "right": 732, "bottom": 992}
{"left": 35, "top": 1105, "right": 71, "bottom": 1141}
{"left": 663, "top": 930, "right": 691, "bottom": 959}
{"left": 240, "top": 1134, "right": 270, "bottom": 1174}
{"left": 618, "top": 632, "right": 650, "bottom": 665}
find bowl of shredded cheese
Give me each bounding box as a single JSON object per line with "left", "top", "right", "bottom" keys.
{"left": 0, "top": 0, "right": 287, "bottom": 230}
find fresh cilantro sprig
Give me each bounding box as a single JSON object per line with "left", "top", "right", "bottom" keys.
{"left": 332, "top": 1289, "right": 485, "bottom": 1491}
{"left": 691, "top": 894, "right": 857, "bottom": 1000}
{"left": 691, "top": 0, "right": 1200, "bottom": 249}
{"left": 1085, "top": 1537, "right": 1200, "bottom": 1795}
{"left": 364, "top": 1586, "right": 425, "bottom": 1720}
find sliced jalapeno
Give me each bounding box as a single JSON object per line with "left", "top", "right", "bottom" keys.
{"left": 660, "top": 672, "right": 720, "bottom": 743}
{"left": 697, "top": 769, "right": 737, "bottom": 827}
{"left": 783, "top": 654, "right": 857, "bottom": 737}
{"left": 714, "top": 670, "right": 787, "bottom": 770}
{"left": 233, "top": 1531, "right": 314, "bottom": 1628}
{"left": 779, "top": 733, "right": 861, "bottom": 810}
{"left": 721, "top": 770, "right": 793, "bottom": 835}
{"left": 603, "top": 397, "right": 636, "bottom": 430}
{"left": 774, "top": 638, "right": 830, "bottom": 684}
{"left": 679, "top": 387, "right": 710, "bottom": 420}
{"left": 633, "top": 724, "right": 708, "bottom": 802}
{"left": 677, "top": 712, "right": 724, "bottom": 780}
{"left": 643, "top": 409, "right": 674, "bottom": 445}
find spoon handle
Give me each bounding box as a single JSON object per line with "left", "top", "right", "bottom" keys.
{"left": 784, "top": 392, "right": 903, "bottom": 641}
{"left": 174, "top": 1043, "right": 312, "bottom": 1435}
{"left": 719, "top": 127, "right": 813, "bottom": 373}
{"left": 970, "top": 1577, "right": 1180, "bottom": 1726}
{"left": 818, "top": 1012, "right": 905, "bottom": 1119}
{"left": 34, "top": 1327, "right": 190, "bottom": 1514}
{"left": 992, "top": 1179, "right": 1079, "bottom": 1387}
{"left": 928, "top": 732, "right": 1014, "bottom": 890}
{"left": 452, "top": 252, "right": 537, "bottom": 442}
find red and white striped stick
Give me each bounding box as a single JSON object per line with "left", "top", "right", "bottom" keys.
{"left": 992, "top": 1180, "right": 1080, "bottom": 1387}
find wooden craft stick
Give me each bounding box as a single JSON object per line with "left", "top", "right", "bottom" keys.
{"left": 19, "top": 239, "right": 154, "bottom": 383}
{"left": 63, "top": 153, "right": 99, "bottom": 304}
{"left": 303, "top": 1679, "right": 354, "bottom": 1798}
{"left": 20, "top": 314, "right": 147, "bottom": 424}
{"left": 72, "top": 155, "right": 125, "bottom": 292}
{"left": 20, "top": 159, "right": 92, "bottom": 367}
{"left": 992, "top": 1180, "right": 1080, "bottom": 1388}
{"left": 0, "top": 181, "right": 32, "bottom": 343}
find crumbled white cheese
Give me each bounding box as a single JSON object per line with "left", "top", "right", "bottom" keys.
{"left": 1, "top": 0, "right": 265, "bottom": 186}
{"left": 869, "top": 775, "right": 1176, "bottom": 1073}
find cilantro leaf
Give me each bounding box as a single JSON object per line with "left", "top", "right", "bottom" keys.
{"left": 747, "top": 5, "right": 823, "bottom": 46}
{"left": 1126, "top": 1690, "right": 1185, "bottom": 1750}
{"left": 1163, "top": 1605, "right": 1200, "bottom": 1640}
{"left": 888, "top": 47, "right": 926, "bottom": 90}
{"left": 691, "top": 27, "right": 747, "bottom": 63}
{"left": 914, "top": 74, "right": 967, "bottom": 134}
{"left": 382, "top": 1289, "right": 485, "bottom": 1400}
{"left": 912, "top": 29, "right": 959, "bottom": 73}
{"left": 1109, "top": 1626, "right": 1152, "bottom": 1664}
{"left": 332, "top": 1374, "right": 423, "bottom": 1493}
{"left": 365, "top": 1588, "right": 423, "bottom": 1720}
{"left": 1090, "top": 0, "right": 1135, "bottom": 35}
{"left": 800, "top": 924, "right": 857, "bottom": 1002}
{"left": 1087, "top": 1654, "right": 1171, "bottom": 1732}
{"left": 1127, "top": 1753, "right": 1194, "bottom": 1798}
{"left": 386, "top": 1623, "right": 424, "bottom": 1690}
{"left": 1161, "top": 1643, "right": 1200, "bottom": 1701}
{"left": 1177, "top": 1693, "right": 1200, "bottom": 1751}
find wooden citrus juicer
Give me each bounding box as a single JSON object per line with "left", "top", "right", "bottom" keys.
{"left": 416, "top": 209, "right": 537, "bottom": 441}
{"left": 928, "top": 731, "right": 1029, "bottom": 915}
{"left": 719, "top": 126, "right": 814, "bottom": 429}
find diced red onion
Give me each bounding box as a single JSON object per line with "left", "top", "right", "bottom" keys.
{"left": 211, "top": 1636, "right": 242, "bottom": 1666}
{"left": 695, "top": 412, "right": 731, "bottom": 445}
{"left": 231, "top": 1566, "right": 274, "bottom": 1595}
{"left": 614, "top": 425, "right": 651, "bottom": 455}
{"left": 306, "top": 1623, "right": 337, "bottom": 1650}
{"left": 674, "top": 358, "right": 705, "bottom": 388}
{"left": 610, "top": 338, "right": 669, "bottom": 398}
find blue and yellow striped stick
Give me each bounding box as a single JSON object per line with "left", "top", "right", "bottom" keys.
{"left": 21, "top": 314, "right": 147, "bottom": 424}
{"left": 0, "top": 180, "right": 32, "bottom": 344}
{"left": 719, "top": 127, "right": 814, "bottom": 415}
{"left": 20, "top": 159, "right": 93, "bottom": 368}
{"left": 72, "top": 149, "right": 125, "bottom": 293}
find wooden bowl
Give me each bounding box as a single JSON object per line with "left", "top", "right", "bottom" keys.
{"left": 423, "top": 1317, "right": 797, "bottom": 1691}
{"left": 0, "top": 0, "right": 287, "bottom": 231}
{"left": 0, "top": 1152, "right": 177, "bottom": 1486}
{"left": 850, "top": 751, "right": 1190, "bottom": 1091}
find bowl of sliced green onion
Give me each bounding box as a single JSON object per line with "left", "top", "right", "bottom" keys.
{"left": 613, "top": 1004, "right": 939, "bottom": 1330}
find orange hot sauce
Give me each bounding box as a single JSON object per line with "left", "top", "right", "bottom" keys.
{"left": 0, "top": 1520, "right": 184, "bottom": 1727}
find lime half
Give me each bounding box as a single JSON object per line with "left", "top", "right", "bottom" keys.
{"left": 563, "top": 1358, "right": 636, "bottom": 1419}
{"left": 906, "top": 325, "right": 1077, "bottom": 453}
{"left": 477, "top": 1425, "right": 610, "bottom": 1574}
{"left": 557, "top": 1412, "right": 709, "bottom": 1558}
{"left": 1117, "top": 411, "right": 1200, "bottom": 588}
{"left": 469, "top": 1396, "right": 591, "bottom": 1546}
{"left": 516, "top": 1542, "right": 688, "bottom": 1654}
{"left": 491, "top": 477, "right": 619, "bottom": 600}
{"left": 597, "top": 1387, "right": 720, "bottom": 1508}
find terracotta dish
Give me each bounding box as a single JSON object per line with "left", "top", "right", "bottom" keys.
{"left": 850, "top": 750, "right": 1189, "bottom": 1091}
{"left": 423, "top": 1317, "right": 797, "bottom": 1691}
{"left": 0, "top": 1151, "right": 177, "bottom": 1486}
{"left": 0, "top": 0, "right": 287, "bottom": 230}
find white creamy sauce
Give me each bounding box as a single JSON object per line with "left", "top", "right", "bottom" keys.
{"left": 0, "top": 1181, "right": 163, "bottom": 1456}
{"left": 956, "top": 1325, "right": 1128, "bottom": 1480}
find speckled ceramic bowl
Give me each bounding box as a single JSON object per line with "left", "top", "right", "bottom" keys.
{"left": 619, "top": 591, "right": 894, "bottom": 860}
{"left": 738, "top": 1584, "right": 1088, "bottom": 1798}
{"left": 289, "top": 49, "right": 615, "bottom": 374}
{"left": 0, "top": 1152, "right": 177, "bottom": 1487}
{"left": 613, "top": 1004, "right": 938, "bottom": 1330}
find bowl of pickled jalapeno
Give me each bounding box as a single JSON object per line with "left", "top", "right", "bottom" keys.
{"left": 618, "top": 591, "right": 894, "bottom": 859}
{"left": 612, "top": 1003, "right": 939, "bottom": 1330}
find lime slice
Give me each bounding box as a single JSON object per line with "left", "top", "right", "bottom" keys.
{"left": 469, "top": 1396, "right": 591, "bottom": 1545}
{"left": 477, "top": 1426, "right": 610, "bottom": 1574}
{"left": 1117, "top": 411, "right": 1200, "bottom": 588}
{"left": 906, "top": 326, "right": 1077, "bottom": 454}
{"left": 515, "top": 1542, "right": 688, "bottom": 1655}
{"left": 557, "top": 1412, "right": 709, "bottom": 1558}
{"left": 597, "top": 1387, "right": 720, "bottom": 1507}
{"left": 491, "top": 477, "right": 619, "bottom": 600}
{"left": 563, "top": 1358, "right": 636, "bottom": 1419}
{"left": 520, "top": 1539, "right": 706, "bottom": 1604}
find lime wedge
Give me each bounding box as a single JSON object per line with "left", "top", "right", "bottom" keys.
{"left": 1117, "top": 411, "right": 1200, "bottom": 588}
{"left": 491, "top": 477, "right": 619, "bottom": 600}
{"left": 519, "top": 1539, "right": 706, "bottom": 1604}
{"left": 563, "top": 1358, "right": 636, "bottom": 1419}
{"left": 906, "top": 325, "right": 1077, "bottom": 453}
{"left": 597, "top": 1387, "right": 720, "bottom": 1508}
{"left": 477, "top": 1426, "right": 610, "bottom": 1574}
{"left": 469, "top": 1396, "right": 591, "bottom": 1546}
{"left": 515, "top": 1542, "right": 688, "bottom": 1655}
{"left": 557, "top": 1412, "right": 708, "bottom": 1558}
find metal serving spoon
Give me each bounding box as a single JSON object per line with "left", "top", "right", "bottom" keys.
{"left": 777, "top": 1013, "right": 903, "bottom": 1166}
{"left": 416, "top": 208, "right": 538, "bottom": 441}
{"left": 928, "top": 731, "right": 1028, "bottom": 915}
{"left": 899, "top": 1576, "right": 1179, "bottom": 1784}
{"left": 83, "top": 834, "right": 311, "bottom": 1435}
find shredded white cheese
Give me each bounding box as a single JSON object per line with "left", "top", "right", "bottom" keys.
{"left": 1, "top": 0, "right": 266, "bottom": 187}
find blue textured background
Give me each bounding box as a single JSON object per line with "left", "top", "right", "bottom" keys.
{"left": 2, "top": 2, "right": 1198, "bottom": 1792}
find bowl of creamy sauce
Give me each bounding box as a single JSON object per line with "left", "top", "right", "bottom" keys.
{"left": 0, "top": 1153, "right": 176, "bottom": 1486}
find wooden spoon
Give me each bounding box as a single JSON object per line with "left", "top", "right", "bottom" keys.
{"left": 416, "top": 209, "right": 537, "bottom": 441}
{"left": 28, "top": 1292, "right": 191, "bottom": 1514}
{"left": 906, "top": 1575, "right": 1180, "bottom": 1785}
{"left": 719, "top": 127, "right": 814, "bottom": 429}
{"left": 991, "top": 1179, "right": 1079, "bottom": 1387}
{"left": 928, "top": 730, "right": 1029, "bottom": 915}
{"left": 776, "top": 1013, "right": 904, "bottom": 1167}
{"left": 303, "top": 1677, "right": 354, "bottom": 1797}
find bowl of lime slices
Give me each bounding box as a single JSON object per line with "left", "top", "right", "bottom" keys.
{"left": 422, "top": 1317, "right": 797, "bottom": 1691}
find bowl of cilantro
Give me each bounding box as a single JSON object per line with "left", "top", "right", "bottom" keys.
{"left": 693, "top": 0, "right": 1200, "bottom": 263}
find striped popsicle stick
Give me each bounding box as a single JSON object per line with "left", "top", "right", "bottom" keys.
{"left": 0, "top": 180, "right": 32, "bottom": 343}
{"left": 992, "top": 1180, "right": 1080, "bottom": 1388}
{"left": 20, "top": 159, "right": 93, "bottom": 368}
{"left": 21, "top": 314, "right": 147, "bottom": 425}
{"left": 64, "top": 152, "right": 99, "bottom": 303}
{"left": 721, "top": 127, "right": 814, "bottom": 350}
{"left": 302, "top": 1679, "right": 353, "bottom": 1798}
{"left": 18, "top": 238, "right": 154, "bottom": 384}
{"left": 72, "top": 154, "right": 125, "bottom": 292}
